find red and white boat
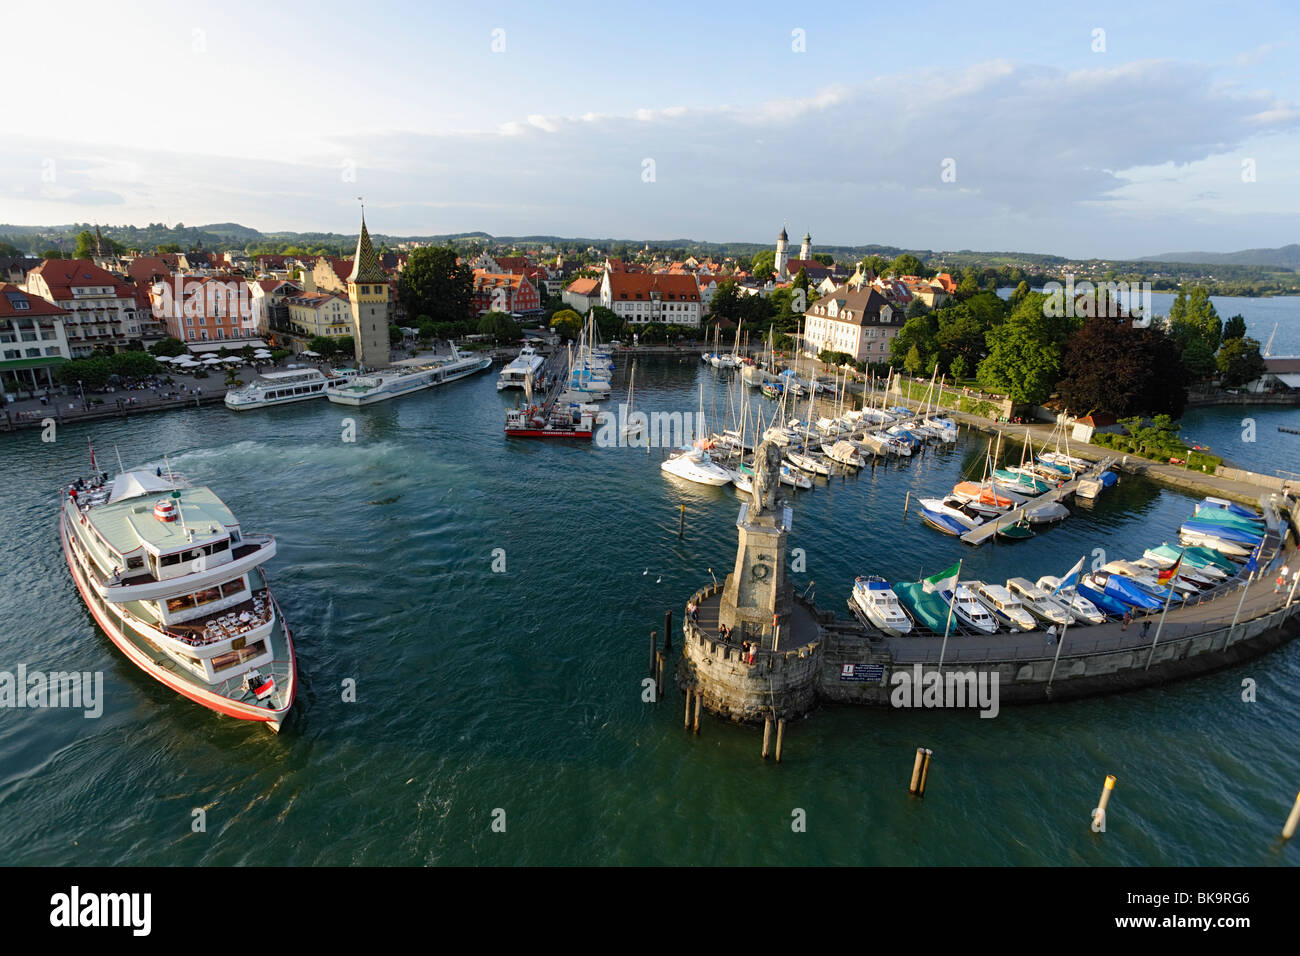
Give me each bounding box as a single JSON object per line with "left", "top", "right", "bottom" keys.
{"left": 60, "top": 454, "right": 296, "bottom": 732}
{"left": 505, "top": 401, "right": 596, "bottom": 439}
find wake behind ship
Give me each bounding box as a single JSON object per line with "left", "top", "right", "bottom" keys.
{"left": 60, "top": 462, "right": 296, "bottom": 731}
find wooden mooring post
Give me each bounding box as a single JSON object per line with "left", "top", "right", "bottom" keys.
{"left": 775, "top": 719, "right": 786, "bottom": 763}
{"left": 684, "top": 687, "right": 693, "bottom": 730}
{"left": 648, "top": 629, "right": 657, "bottom": 678}
{"left": 663, "top": 609, "right": 673, "bottom": 653}
{"left": 762, "top": 717, "right": 772, "bottom": 759}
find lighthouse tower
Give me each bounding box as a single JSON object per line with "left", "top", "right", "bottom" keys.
{"left": 775, "top": 225, "right": 789, "bottom": 280}
{"left": 800, "top": 231, "right": 811, "bottom": 262}
{"left": 348, "top": 211, "right": 391, "bottom": 371}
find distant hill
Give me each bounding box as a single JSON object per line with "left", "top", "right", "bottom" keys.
{"left": 1143, "top": 244, "right": 1300, "bottom": 269}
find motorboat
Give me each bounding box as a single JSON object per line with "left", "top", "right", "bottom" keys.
{"left": 972, "top": 582, "right": 1037, "bottom": 631}
{"left": 1005, "top": 578, "right": 1072, "bottom": 626}
{"left": 1036, "top": 575, "right": 1109, "bottom": 623}
{"left": 943, "top": 584, "right": 1000, "bottom": 634}
{"left": 660, "top": 447, "right": 733, "bottom": 486}
{"left": 850, "top": 576, "right": 913, "bottom": 636}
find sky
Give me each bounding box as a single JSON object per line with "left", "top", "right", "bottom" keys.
{"left": 3, "top": 0, "right": 1299, "bottom": 259}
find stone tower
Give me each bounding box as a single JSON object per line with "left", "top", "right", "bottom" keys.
{"left": 719, "top": 440, "right": 794, "bottom": 642}
{"left": 775, "top": 225, "right": 789, "bottom": 280}
{"left": 348, "top": 212, "right": 391, "bottom": 371}
{"left": 800, "top": 231, "right": 811, "bottom": 262}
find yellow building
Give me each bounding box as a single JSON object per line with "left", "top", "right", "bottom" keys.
{"left": 284, "top": 290, "right": 353, "bottom": 347}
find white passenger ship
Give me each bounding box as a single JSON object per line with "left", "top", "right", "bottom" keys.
{"left": 497, "top": 344, "right": 545, "bottom": 391}
{"left": 60, "top": 460, "right": 296, "bottom": 731}
{"left": 224, "top": 367, "right": 358, "bottom": 410}
{"left": 325, "top": 345, "right": 492, "bottom": 406}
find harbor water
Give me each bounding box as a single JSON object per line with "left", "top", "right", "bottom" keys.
{"left": 0, "top": 356, "right": 1297, "bottom": 866}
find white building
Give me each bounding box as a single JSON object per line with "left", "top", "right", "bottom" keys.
{"left": 23, "top": 259, "right": 151, "bottom": 358}
{"left": 802, "top": 285, "right": 899, "bottom": 363}
{"left": 600, "top": 270, "right": 702, "bottom": 326}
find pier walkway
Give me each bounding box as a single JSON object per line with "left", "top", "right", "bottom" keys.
{"left": 959, "top": 457, "right": 1116, "bottom": 546}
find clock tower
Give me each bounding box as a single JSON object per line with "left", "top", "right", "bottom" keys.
{"left": 348, "top": 212, "right": 391, "bottom": 371}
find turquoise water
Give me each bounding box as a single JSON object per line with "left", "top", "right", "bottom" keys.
{"left": 0, "top": 357, "right": 1296, "bottom": 865}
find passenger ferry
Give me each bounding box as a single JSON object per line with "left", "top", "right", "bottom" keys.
{"left": 59, "top": 459, "right": 296, "bottom": 731}
{"left": 497, "top": 344, "right": 545, "bottom": 391}
{"left": 224, "top": 367, "right": 357, "bottom": 410}
{"left": 325, "top": 345, "right": 492, "bottom": 406}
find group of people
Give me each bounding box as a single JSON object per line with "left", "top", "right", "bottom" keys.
{"left": 1275, "top": 564, "right": 1292, "bottom": 595}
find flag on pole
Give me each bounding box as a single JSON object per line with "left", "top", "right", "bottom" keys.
{"left": 1055, "top": 555, "right": 1086, "bottom": 593}
{"left": 87, "top": 437, "right": 98, "bottom": 473}
{"left": 923, "top": 561, "right": 961, "bottom": 595}
{"left": 1245, "top": 540, "right": 1262, "bottom": 575}
{"left": 1157, "top": 552, "right": 1184, "bottom": 583}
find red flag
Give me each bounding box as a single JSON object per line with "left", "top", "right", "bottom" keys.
{"left": 1158, "top": 554, "right": 1183, "bottom": 582}
{"left": 87, "top": 437, "right": 98, "bottom": 473}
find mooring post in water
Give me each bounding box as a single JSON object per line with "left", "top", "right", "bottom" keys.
{"left": 684, "top": 687, "right": 693, "bottom": 730}
{"left": 1284, "top": 791, "right": 1300, "bottom": 841}
{"left": 655, "top": 651, "right": 664, "bottom": 700}
{"left": 909, "top": 748, "right": 926, "bottom": 794}
{"left": 1095, "top": 775, "right": 1116, "bottom": 829}
{"left": 664, "top": 610, "right": 673, "bottom": 653}
{"left": 775, "top": 718, "right": 786, "bottom": 763}
{"left": 693, "top": 691, "right": 701, "bottom": 734}
{"left": 902, "top": 491, "right": 911, "bottom": 523}
{"left": 678, "top": 503, "right": 685, "bottom": 537}
{"left": 649, "top": 629, "right": 657, "bottom": 678}
{"left": 762, "top": 716, "right": 772, "bottom": 759}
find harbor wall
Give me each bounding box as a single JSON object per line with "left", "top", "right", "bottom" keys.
{"left": 819, "top": 603, "right": 1299, "bottom": 706}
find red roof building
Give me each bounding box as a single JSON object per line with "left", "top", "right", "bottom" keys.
{"left": 23, "top": 259, "right": 163, "bottom": 356}
{"left": 599, "top": 271, "right": 701, "bottom": 326}
{"left": 471, "top": 271, "right": 541, "bottom": 315}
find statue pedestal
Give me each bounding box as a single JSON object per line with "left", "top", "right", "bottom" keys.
{"left": 719, "top": 502, "right": 793, "bottom": 644}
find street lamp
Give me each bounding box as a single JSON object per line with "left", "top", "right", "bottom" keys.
{"left": 78, "top": 379, "right": 86, "bottom": 410}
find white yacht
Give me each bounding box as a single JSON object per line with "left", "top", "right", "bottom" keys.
{"left": 497, "top": 344, "right": 545, "bottom": 391}
{"left": 224, "top": 367, "right": 357, "bottom": 410}
{"left": 944, "top": 584, "right": 999, "bottom": 634}
{"left": 326, "top": 346, "right": 492, "bottom": 405}
{"left": 1035, "top": 576, "right": 1107, "bottom": 625}
{"left": 973, "top": 582, "right": 1037, "bottom": 632}
{"left": 60, "top": 464, "right": 296, "bottom": 731}
{"left": 850, "top": 576, "right": 913, "bottom": 636}
{"left": 1005, "top": 578, "right": 1072, "bottom": 626}
{"left": 660, "top": 447, "right": 733, "bottom": 486}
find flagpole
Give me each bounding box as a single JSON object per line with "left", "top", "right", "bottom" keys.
{"left": 936, "top": 559, "right": 961, "bottom": 671}
{"left": 1144, "top": 549, "right": 1183, "bottom": 670}
{"left": 1231, "top": 541, "right": 1261, "bottom": 633}
{"left": 1047, "top": 554, "right": 1084, "bottom": 689}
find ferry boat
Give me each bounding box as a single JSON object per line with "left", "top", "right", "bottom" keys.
{"left": 224, "top": 367, "right": 357, "bottom": 410}
{"left": 326, "top": 345, "right": 492, "bottom": 406}
{"left": 505, "top": 401, "right": 596, "bottom": 439}
{"left": 60, "top": 461, "right": 296, "bottom": 731}
{"left": 497, "top": 344, "right": 546, "bottom": 391}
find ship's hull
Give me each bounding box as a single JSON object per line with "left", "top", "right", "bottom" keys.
{"left": 505, "top": 427, "right": 593, "bottom": 439}
{"left": 60, "top": 512, "right": 296, "bottom": 731}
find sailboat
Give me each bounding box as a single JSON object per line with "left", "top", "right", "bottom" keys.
{"left": 623, "top": 361, "right": 641, "bottom": 438}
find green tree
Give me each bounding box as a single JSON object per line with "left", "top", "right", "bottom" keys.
{"left": 1180, "top": 338, "right": 1217, "bottom": 382}
{"left": 42, "top": 248, "right": 64, "bottom": 260}
{"left": 1221, "top": 314, "right": 1246, "bottom": 342}
{"left": 336, "top": 336, "right": 355, "bottom": 357}
{"left": 397, "top": 247, "right": 473, "bottom": 325}
{"left": 903, "top": 344, "right": 925, "bottom": 374}
{"left": 73, "top": 230, "right": 97, "bottom": 260}
{"left": 550, "top": 309, "right": 582, "bottom": 340}
{"left": 308, "top": 336, "right": 338, "bottom": 358}
{"left": 1215, "top": 336, "right": 1266, "bottom": 388}
{"left": 904, "top": 298, "right": 929, "bottom": 319}
{"left": 888, "top": 253, "right": 925, "bottom": 277}
{"left": 949, "top": 355, "right": 969, "bottom": 380}
{"left": 860, "top": 255, "right": 889, "bottom": 277}
{"left": 812, "top": 253, "right": 834, "bottom": 266}
{"left": 1009, "top": 280, "right": 1030, "bottom": 307}
{"left": 477, "top": 310, "right": 521, "bottom": 343}
{"left": 708, "top": 280, "right": 741, "bottom": 321}
{"left": 148, "top": 337, "right": 187, "bottom": 357}
{"left": 1168, "top": 286, "right": 1222, "bottom": 355}
{"left": 890, "top": 313, "right": 940, "bottom": 369}
{"left": 389, "top": 324, "right": 405, "bottom": 346}
{"left": 106, "top": 350, "right": 160, "bottom": 380}
{"left": 792, "top": 267, "right": 809, "bottom": 293}
{"left": 750, "top": 250, "right": 776, "bottom": 280}
{"left": 590, "top": 306, "right": 621, "bottom": 340}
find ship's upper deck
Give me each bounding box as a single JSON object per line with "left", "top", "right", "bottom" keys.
{"left": 72, "top": 471, "right": 236, "bottom": 555}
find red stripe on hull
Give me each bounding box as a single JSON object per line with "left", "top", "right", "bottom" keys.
{"left": 505, "top": 430, "right": 593, "bottom": 439}
{"left": 60, "top": 512, "right": 296, "bottom": 729}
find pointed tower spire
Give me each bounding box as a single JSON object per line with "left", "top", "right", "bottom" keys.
{"left": 348, "top": 208, "right": 388, "bottom": 284}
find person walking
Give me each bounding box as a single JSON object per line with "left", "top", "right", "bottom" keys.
{"left": 1141, "top": 620, "right": 1151, "bottom": 639}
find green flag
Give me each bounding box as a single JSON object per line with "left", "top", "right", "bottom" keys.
{"left": 923, "top": 561, "right": 960, "bottom": 594}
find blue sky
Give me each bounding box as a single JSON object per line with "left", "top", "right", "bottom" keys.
{"left": 3, "top": 0, "right": 1298, "bottom": 258}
